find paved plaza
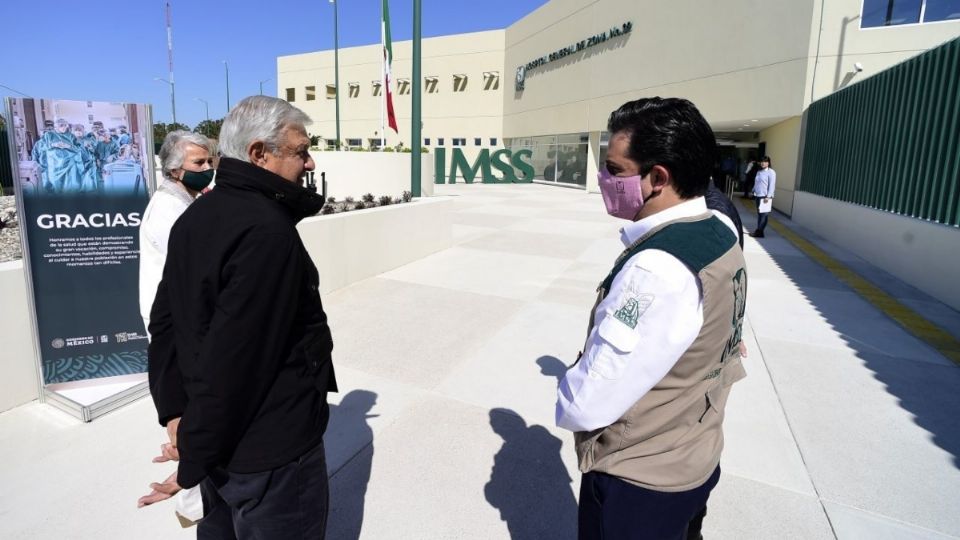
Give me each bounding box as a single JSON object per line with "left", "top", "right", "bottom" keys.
{"left": 1, "top": 183, "right": 959, "bottom": 539}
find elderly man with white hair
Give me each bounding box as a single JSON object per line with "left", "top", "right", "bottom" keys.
{"left": 139, "top": 96, "right": 337, "bottom": 538}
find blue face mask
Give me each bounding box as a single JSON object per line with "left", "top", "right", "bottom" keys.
{"left": 180, "top": 169, "right": 215, "bottom": 191}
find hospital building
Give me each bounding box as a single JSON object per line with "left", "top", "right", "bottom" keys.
{"left": 277, "top": 0, "right": 960, "bottom": 217}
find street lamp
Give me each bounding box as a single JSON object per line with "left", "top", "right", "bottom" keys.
{"left": 195, "top": 98, "right": 210, "bottom": 122}
{"left": 153, "top": 77, "right": 177, "bottom": 126}
{"left": 259, "top": 78, "right": 272, "bottom": 96}
{"left": 330, "top": 0, "right": 341, "bottom": 150}
{"left": 223, "top": 60, "right": 231, "bottom": 112}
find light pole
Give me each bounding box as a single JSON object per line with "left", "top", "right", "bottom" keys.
{"left": 223, "top": 60, "right": 231, "bottom": 112}
{"left": 330, "top": 0, "right": 341, "bottom": 149}
{"left": 154, "top": 77, "right": 177, "bottom": 126}
{"left": 259, "top": 78, "right": 272, "bottom": 96}
{"left": 195, "top": 98, "right": 210, "bottom": 122}
{"left": 411, "top": 0, "right": 422, "bottom": 196}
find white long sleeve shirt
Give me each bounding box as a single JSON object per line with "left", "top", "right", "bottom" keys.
{"left": 138, "top": 179, "right": 194, "bottom": 336}
{"left": 556, "top": 197, "right": 736, "bottom": 433}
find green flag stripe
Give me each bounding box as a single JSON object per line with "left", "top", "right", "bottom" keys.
{"left": 383, "top": 0, "right": 392, "bottom": 63}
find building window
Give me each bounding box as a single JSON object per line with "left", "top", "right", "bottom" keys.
{"left": 474, "top": 138, "right": 482, "bottom": 146}
{"left": 425, "top": 76, "right": 439, "bottom": 93}
{"left": 861, "top": 0, "right": 959, "bottom": 26}
{"left": 285, "top": 88, "right": 296, "bottom": 101}
{"left": 424, "top": 138, "right": 431, "bottom": 146}
{"left": 397, "top": 79, "right": 411, "bottom": 95}
{"left": 372, "top": 81, "right": 382, "bottom": 96}
{"left": 346, "top": 138, "right": 362, "bottom": 148}
{"left": 326, "top": 140, "right": 337, "bottom": 150}
{"left": 482, "top": 71, "right": 500, "bottom": 91}
{"left": 326, "top": 84, "right": 337, "bottom": 99}
{"left": 437, "top": 138, "right": 445, "bottom": 146}
{"left": 923, "top": 0, "right": 960, "bottom": 21}
{"left": 490, "top": 138, "right": 498, "bottom": 146}
{"left": 348, "top": 83, "right": 360, "bottom": 98}
{"left": 450, "top": 137, "right": 466, "bottom": 146}
{"left": 452, "top": 139, "right": 460, "bottom": 147}
{"left": 453, "top": 74, "right": 468, "bottom": 92}
{"left": 305, "top": 86, "right": 316, "bottom": 101}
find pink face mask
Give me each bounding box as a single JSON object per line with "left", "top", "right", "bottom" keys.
{"left": 598, "top": 167, "right": 645, "bottom": 220}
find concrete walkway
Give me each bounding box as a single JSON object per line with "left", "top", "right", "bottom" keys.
{"left": 1, "top": 183, "right": 958, "bottom": 539}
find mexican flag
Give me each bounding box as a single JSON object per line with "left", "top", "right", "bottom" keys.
{"left": 382, "top": 0, "right": 398, "bottom": 133}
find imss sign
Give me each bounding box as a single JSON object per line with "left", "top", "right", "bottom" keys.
{"left": 434, "top": 148, "right": 535, "bottom": 184}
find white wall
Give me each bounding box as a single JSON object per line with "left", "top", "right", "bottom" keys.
{"left": 793, "top": 192, "right": 960, "bottom": 311}
{"left": 310, "top": 151, "right": 435, "bottom": 200}
{"left": 278, "top": 29, "right": 505, "bottom": 160}
{"left": 0, "top": 261, "right": 40, "bottom": 412}
{"left": 297, "top": 197, "right": 453, "bottom": 295}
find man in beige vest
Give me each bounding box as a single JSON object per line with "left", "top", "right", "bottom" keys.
{"left": 557, "top": 97, "right": 747, "bottom": 540}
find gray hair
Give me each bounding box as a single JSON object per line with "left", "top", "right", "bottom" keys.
{"left": 159, "top": 130, "right": 214, "bottom": 180}
{"left": 218, "top": 96, "right": 312, "bottom": 161}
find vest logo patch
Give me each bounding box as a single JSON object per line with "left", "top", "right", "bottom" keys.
{"left": 723, "top": 268, "right": 748, "bottom": 360}
{"left": 614, "top": 293, "right": 654, "bottom": 329}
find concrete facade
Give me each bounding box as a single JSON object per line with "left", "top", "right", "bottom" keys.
{"left": 277, "top": 0, "right": 960, "bottom": 208}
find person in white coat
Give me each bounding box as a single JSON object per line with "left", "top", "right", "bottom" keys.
{"left": 137, "top": 130, "right": 214, "bottom": 526}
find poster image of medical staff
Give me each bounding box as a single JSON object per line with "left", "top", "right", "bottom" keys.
{"left": 9, "top": 98, "right": 152, "bottom": 198}
{"left": 5, "top": 97, "right": 155, "bottom": 385}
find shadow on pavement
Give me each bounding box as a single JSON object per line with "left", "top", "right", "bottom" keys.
{"left": 326, "top": 389, "right": 378, "bottom": 539}
{"left": 537, "top": 355, "right": 568, "bottom": 385}
{"left": 739, "top": 201, "right": 960, "bottom": 469}
{"left": 485, "top": 407, "right": 577, "bottom": 540}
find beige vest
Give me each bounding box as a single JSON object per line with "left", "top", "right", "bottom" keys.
{"left": 576, "top": 213, "right": 747, "bottom": 492}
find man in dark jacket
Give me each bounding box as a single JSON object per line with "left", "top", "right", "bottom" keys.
{"left": 139, "top": 96, "right": 337, "bottom": 537}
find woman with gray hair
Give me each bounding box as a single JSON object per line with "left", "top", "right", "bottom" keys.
{"left": 138, "top": 130, "right": 215, "bottom": 334}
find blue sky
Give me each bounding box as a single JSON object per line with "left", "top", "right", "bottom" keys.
{"left": 1, "top": 0, "right": 547, "bottom": 127}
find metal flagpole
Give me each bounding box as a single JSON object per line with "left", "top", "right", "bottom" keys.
{"left": 380, "top": 1, "right": 386, "bottom": 151}
{"left": 411, "top": 0, "right": 421, "bottom": 196}
{"left": 165, "top": 2, "right": 177, "bottom": 126}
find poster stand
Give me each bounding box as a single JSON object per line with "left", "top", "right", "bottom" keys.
{"left": 4, "top": 98, "right": 156, "bottom": 422}
{"left": 44, "top": 375, "right": 149, "bottom": 422}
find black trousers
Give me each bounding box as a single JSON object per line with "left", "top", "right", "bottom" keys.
{"left": 755, "top": 197, "right": 770, "bottom": 234}
{"left": 578, "top": 466, "right": 721, "bottom": 540}
{"left": 197, "top": 442, "right": 329, "bottom": 540}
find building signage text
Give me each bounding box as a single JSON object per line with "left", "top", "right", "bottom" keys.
{"left": 516, "top": 21, "right": 632, "bottom": 90}
{"left": 434, "top": 148, "right": 535, "bottom": 184}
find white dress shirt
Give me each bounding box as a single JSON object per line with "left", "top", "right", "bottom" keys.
{"left": 138, "top": 179, "right": 194, "bottom": 336}
{"left": 557, "top": 197, "right": 727, "bottom": 433}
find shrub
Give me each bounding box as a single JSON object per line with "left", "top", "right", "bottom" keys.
{"left": 402, "top": 190, "right": 413, "bottom": 203}
{"left": 345, "top": 196, "right": 355, "bottom": 204}
{"left": 362, "top": 193, "right": 375, "bottom": 203}
{"left": 320, "top": 205, "right": 335, "bottom": 215}
{"left": 354, "top": 201, "right": 366, "bottom": 211}
{"left": 378, "top": 195, "right": 393, "bottom": 206}
{"left": 383, "top": 147, "right": 395, "bottom": 152}
{"left": 327, "top": 196, "right": 337, "bottom": 203}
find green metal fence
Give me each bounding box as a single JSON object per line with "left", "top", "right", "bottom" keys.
{"left": 799, "top": 37, "right": 960, "bottom": 227}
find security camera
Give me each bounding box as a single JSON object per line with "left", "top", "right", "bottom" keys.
{"left": 854, "top": 62, "right": 864, "bottom": 73}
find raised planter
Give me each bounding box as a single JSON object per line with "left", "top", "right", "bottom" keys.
{"left": 297, "top": 196, "right": 452, "bottom": 294}
{"left": 0, "top": 260, "right": 41, "bottom": 412}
